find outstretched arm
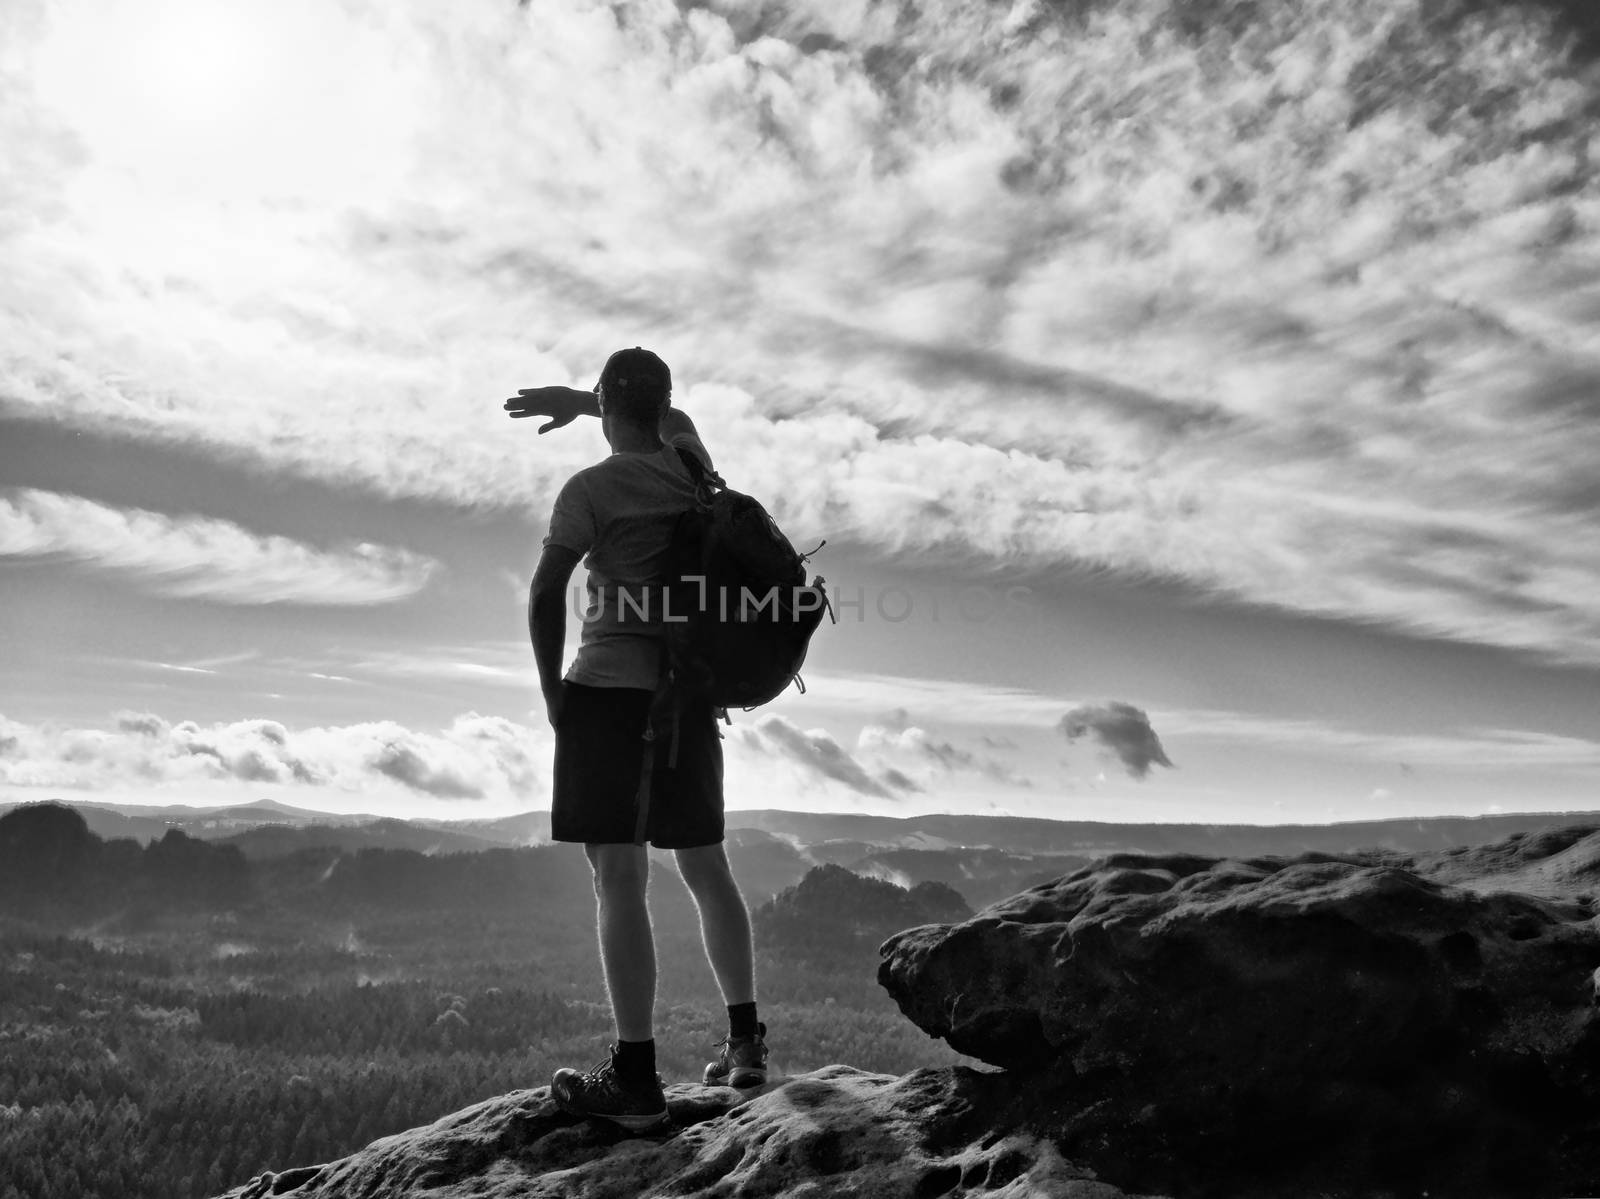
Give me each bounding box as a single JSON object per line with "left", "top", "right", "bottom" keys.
{"left": 505, "top": 386, "right": 707, "bottom": 456}
{"left": 504, "top": 386, "right": 600, "bottom": 434}
{"left": 529, "top": 544, "right": 581, "bottom": 727}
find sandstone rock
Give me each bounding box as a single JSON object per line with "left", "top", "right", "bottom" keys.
{"left": 1413, "top": 824, "right": 1600, "bottom": 897}
{"left": 879, "top": 850, "right": 1600, "bottom": 1196}
{"left": 217, "top": 1065, "right": 1153, "bottom": 1199}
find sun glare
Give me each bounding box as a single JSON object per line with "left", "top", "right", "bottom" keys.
{"left": 31, "top": 0, "right": 416, "bottom": 207}
{"left": 134, "top": 8, "right": 257, "bottom": 116}
{"left": 36, "top": 1, "right": 266, "bottom": 146}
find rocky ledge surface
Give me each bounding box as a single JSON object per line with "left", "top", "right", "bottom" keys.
{"left": 220, "top": 1065, "right": 1146, "bottom": 1199}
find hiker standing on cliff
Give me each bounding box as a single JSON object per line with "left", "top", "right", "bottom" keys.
{"left": 506, "top": 348, "right": 767, "bottom": 1131}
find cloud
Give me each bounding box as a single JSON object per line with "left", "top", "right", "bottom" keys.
{"left": 857, "top": 723, "right": 1030, "bottom": 787}
{"left": 351, "top": 646, "right": 529, "bottom": 685}
{"left": 1057, "top": 702, "right": 1176, "bottom": 780}
{"left": 728, "top": 714, "right": 899, "bottom": 798}
{"left": 0, "top": 711, "right": 545, "bottom": 801}
{"left": 370, "top": 741, "right": 482, "bottom": 800}
{"left": 3, "top": 0, "right": 1599, "bottom": 663}
{"left": 0, "top": 488, "right": 437, "bottom": 606}
{"left": 116, "top": 711, "right": 169, "bottom": 737}
{"left": 793, "top": 672, "right": 1070, "bottom": 726}
{"left": 879, "top": 767, "right": 922, "bottom": 793}
{"left": 858, "top": 724, "right": 974, "bottom": 770}
{"left": 1159, "top": 708, "right": 1600, "bottom": 772}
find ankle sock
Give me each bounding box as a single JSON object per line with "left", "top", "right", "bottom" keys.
{"left": 614, "top": 1038, "right": 656, "bottom": 1081}
{"left": 727, "top": 1002, "right": 760, "bottom": 1040}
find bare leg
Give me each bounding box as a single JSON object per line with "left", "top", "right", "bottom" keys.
{"left": 585, "top": 843, "right": 655, "bottom": 1042}
{"left": 674, "top": 844, "right": 755, "bottom": 1006}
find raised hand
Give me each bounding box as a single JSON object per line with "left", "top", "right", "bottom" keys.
{"left": 503, "top": 386, "right": 598, "bottom": 434}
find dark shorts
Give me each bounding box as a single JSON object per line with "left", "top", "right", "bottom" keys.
{"left": 552, "top": 682, "right": 725, "bottom": 849}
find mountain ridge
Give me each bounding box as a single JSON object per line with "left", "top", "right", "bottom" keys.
{"left": 7, "top": 797, "right": 1599, "bottom": 857}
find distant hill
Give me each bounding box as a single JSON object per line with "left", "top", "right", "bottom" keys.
{"left": 201, "top": 798, "right": 349, "bottom": 822}
{"left": 217, "top": 819, "right": 502, "bottom": 861}
{"left": 847, "top": 846, "right": 1091, "bottom": 908}
{"left": 0, "top": 803, "right": 250, "bottom": 914}
{"left": 12, "top": 798, "right": 1599, "bottom": 859}
{"left": 724, "top": 809, "right": 1600, "bottom": 859}
{"left": 0, "top": 799, "right": 550, "bottom": 849}
{"left": 0, "top": 799, "right": 383, "bottom": 845}
{"left": 754, "top": 863, "right": 971, "bottom": 961}
{"left": 7, "top": 797, "right": 1600, "bottom": 912}
{"left": 413, "top": 810, "right": 550, "bottom": 847}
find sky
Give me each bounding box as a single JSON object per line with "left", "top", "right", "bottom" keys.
{"left": 2, "top": 0, "right": 1598, "bottom": 825}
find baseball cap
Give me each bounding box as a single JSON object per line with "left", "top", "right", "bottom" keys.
{"left": 596, "top": 346, "right": 671, "bottom": 399}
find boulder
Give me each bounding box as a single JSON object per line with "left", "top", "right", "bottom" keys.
{"left": 879, "top": 851, "right": 1600, "bottom": 1196}
{"left": 217, "top": 1066, "right": 1151, "bottom": 1199}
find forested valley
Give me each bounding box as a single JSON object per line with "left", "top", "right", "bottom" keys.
{"left": 0, "top": 804, "right": 977, "bottom": 1199}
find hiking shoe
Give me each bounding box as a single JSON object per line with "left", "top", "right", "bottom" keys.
{"left": 703, "top": 1022, "right": 768, "bottom": 1088}
{"left": 551, "top": 1047, "right": 669, "bottom": 1131}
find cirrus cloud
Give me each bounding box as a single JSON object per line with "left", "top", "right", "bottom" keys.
{"left": 3, "top": 0, "right": 1599, "bottom": 667}
{"left": 857, "top": 722, "right": 1031, "bottom": 788}
{"left": 726, "top": 714, "right": 904, "bottom": 799}
{"left": 0, "top": 488, "right": 437, "bottom": 606}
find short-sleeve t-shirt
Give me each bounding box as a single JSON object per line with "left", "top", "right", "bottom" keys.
{"left": 542, "top": 432, "right": 711, "bottom": 690}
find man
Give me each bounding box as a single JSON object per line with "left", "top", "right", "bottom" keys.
{"left": 505, "top": 347, "right": 767, "bottom": 1132}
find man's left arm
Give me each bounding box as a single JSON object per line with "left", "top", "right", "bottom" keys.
{"left": 658, "top": 406, "right": 713, "bottom": 472}
{"left": 529, "top": 545, "right": 581, "bottom": 728}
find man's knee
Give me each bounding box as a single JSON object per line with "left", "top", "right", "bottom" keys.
{"left": 586, "top": 843, "right": 648, "bottom": 898}
{"left": 675, "top": 844, "right": 736, "bottom": 893}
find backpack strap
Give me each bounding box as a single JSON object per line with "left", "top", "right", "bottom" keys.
{"left": 631, "top": 720, "right": 656, "bottom": 847}
{"left": 671, "top": 443, "right": 724, "bottom": 499}
{"left": 633, "top": 446, "right": 729, "bottom": 845}
{"left": 633, "top": 638, "right": 677, "bottom": 844}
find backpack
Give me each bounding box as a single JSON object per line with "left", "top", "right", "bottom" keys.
{"left": 660, "top": 446, "right": 830, "bottom": 711}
